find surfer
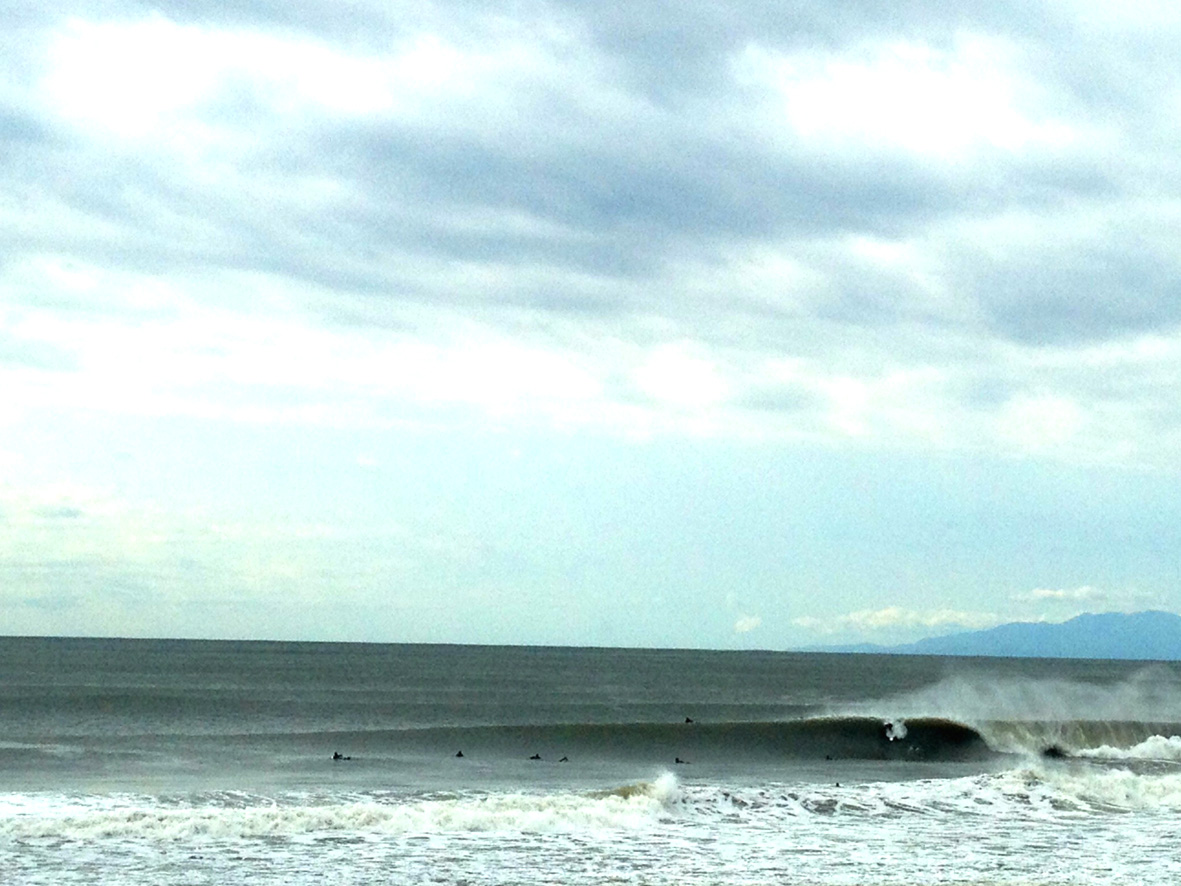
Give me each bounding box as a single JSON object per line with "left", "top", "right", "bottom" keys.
{"left": 559, "top": 756, "right": 568, "bottom": 762}
{"left": 675, "top": 757, "right": 688, "bottom": 764}
{"left": 332, "top": 751, "right": 351, "bottom": 761}
{"left": 455, "top": 750, "right": 464, "bottom": 758}
{"left": 529, "top": 753, "right": 542, "bottom": 760}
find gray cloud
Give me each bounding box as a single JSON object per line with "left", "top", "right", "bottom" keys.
{"left": 32, "top": 505, "right": 84, "bottom": 520}
{"left": 4, "top": 0, "right": 1181, "bottom": 447}
{"left": 970, "top": 232, "right": 1181, "bottom": 344}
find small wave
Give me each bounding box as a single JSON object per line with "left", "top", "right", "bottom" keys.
{"left": 1076, "top": 734, "right": 1181, "bottom": 762}
{"left": 1027, "top": 763, "right": 1181, "bottom": 810}
{"left": 0, "top": 783, "right": 676, "bottom": 843}
{"left": 10, "top": 761, "right": 1181, "bottom": 849}
{"left": 680, "top": 766, "right": 1181, "bottom": 819}
{"left": 590, "top": 772, "right": 680, "bottom": 803}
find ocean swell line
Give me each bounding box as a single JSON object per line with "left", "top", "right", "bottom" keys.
{"left": 300, "top": 717, "right": 996, "bottom": 763}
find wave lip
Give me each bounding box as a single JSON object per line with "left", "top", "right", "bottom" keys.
{"left": 786, "top": 716, "right": 993, "bottom": 761}
{"left": 978, "top": 719, "right": 1181, "bottom": 758}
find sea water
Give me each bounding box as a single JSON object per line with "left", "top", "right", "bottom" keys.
{"left": 2, "top": 638, "right": 1180, "bottom": 884}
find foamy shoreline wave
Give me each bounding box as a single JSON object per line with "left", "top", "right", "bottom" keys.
{"left": 1076, "top": 734, "right": 1181, "bottom": 761}
{"left": 7, "top": 761, "right": 1181, "bottom": 847}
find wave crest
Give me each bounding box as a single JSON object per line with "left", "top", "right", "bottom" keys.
{"left": 0, "top": 784, "right": 675, "bottom": 842}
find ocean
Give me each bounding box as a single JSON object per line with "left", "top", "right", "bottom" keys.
{"left": 2, "top": 638, "right": 1180, "bottom": 885}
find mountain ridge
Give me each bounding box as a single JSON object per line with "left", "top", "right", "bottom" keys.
{"left": 813, "top": 610, "right": 1181, "bottom": 660}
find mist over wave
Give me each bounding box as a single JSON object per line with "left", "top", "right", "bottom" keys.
{"left": 830, "top": 667, "right": 1181, "bottom": 757}
{"left": 855, "top": 665, "right": 1181, "bottom": 722}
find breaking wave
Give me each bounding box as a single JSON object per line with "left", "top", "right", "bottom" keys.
{"left": 977, "top": 719, "right": 1181, "bottom": 757}
{"left": 1075, "top": 734, "right": 1181, "bottom": 762}
{"left": 9, "top": 761, "right": 1181, "bottom": 848}
{"left": 0, "top": 777, "right": 679, "bottom": 842}
{"left": 354, "top": 716, "right": 995, "bottom": 762}
{"left": 833, "top": 670, "right": 1181, "bottom": 761}
{"left": 237, "top": 714, "right": 1181, "bottom": 763}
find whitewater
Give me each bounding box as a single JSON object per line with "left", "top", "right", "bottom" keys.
{"left": 2, "top": 638, "right": 1180, "bottom": 884}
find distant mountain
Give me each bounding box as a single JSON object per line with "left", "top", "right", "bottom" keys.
{"left": 822, "top": 611, "right": 1181, "bottom": 661}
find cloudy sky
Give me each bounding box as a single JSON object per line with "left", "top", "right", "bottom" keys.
{"left": 3, "top": 0, "right": 1180, "bottom": 648}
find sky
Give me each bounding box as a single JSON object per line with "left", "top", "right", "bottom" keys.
{"left": 3, "top": 0, "right": 1181, "bottom": 648}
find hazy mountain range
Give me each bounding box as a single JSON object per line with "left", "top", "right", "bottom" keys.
{"left": 819, "top": 611, "right": 1181, "bottom": 660}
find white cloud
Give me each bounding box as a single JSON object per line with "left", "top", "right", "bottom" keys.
{"left": 1016, "top": 585, "right": 1107, "bottom": 602}
{"left": 736, "top": 35, "right": 1076, "bottom": 156}
{"left": 633, "top": 345, "right": 729, "bottom": 410}
{"left": 39, "top": 15, "right": 553, "bottom": 142}
{"left": 794, "top": 606, "right": 1003, "bottom": 636}
{"left": 1010, "top": 586, "right": 1165, "bottom": 610}
{"left": 41, "top": 17, "right": 220, "bottom": 138}
{"left": 734, "top": 614, "right": 762, "bottom": 633}
{"left": 996, "top": 394, "right": 1087, "bottom": 454}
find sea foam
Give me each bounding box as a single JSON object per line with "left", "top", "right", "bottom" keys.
{"left": 1076, "top": 734, "right": 1181, "bottom": 762}
{"left": 0, "top": 782, "right": 677, "bottom": 843}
